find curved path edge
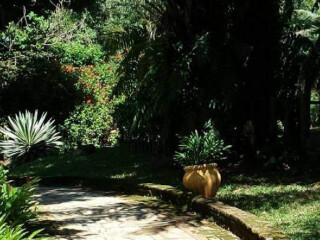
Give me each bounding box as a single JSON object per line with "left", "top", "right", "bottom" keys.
{"left": 12, "top": 176, "right": 288, "bottom": 240}
{"left": 137, "top": 183, "right": 288, "bottom": 240}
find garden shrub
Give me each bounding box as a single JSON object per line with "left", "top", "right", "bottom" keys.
{"left": 0, "top": 8, "right": 100, "bottom": 120}
{"left": 52, "top": 42, "right": 104, "bottom": 66}
{"left": 0, "top": 215, "right": 44, "bottom": 240}
{"left": 61, "top": 104, "right": 119, "bottom": 149}
{"left": 60, "top": 57, "right": 125, "bottom": 149}
{"left": 0, "top": 3, "right": 137, "bottom": 150}
{"left": 0, "top": 166, "right": 44, "bottom": 239}
{"left": 0, "top": 166, "right": 38, "bottom": 226}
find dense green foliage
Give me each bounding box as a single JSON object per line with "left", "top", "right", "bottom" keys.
{"left": 60, "top": 58, "right": 124, "bottom": 148}
{"left": 1, "top": 0, "right": 319, "bottom": 164}
{"left": 0, "top": 110, "right": 62, "bottom": 165}
{"left": 0, "top": 3, "right": 125, "bottom": 149}
{"left": 174, "top": 121, "right": 231, "bottom": 166}
{"left": 0, "top": 166, "right": 44, "bottom": 239}
{"left": 0, "top": 166, "right": 38, "bottom": 226}
{"left": 0, "top": 215, "right": 43, "bottom": 240}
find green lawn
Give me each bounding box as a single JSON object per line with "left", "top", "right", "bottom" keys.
{"left": 10, "top": 146, "right": 183, "bottom": 186}
{"left": 219, "top": 174, "right": 320, "bottom": 240}
{"left": 10, "top": 146, "right": 320, "bottom": 240}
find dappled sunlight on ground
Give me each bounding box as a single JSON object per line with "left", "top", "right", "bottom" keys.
{"left": 35, "top": 187, "right": 238, "bottom": 240}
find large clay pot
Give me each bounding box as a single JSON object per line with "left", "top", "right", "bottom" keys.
{"left": 183, "top": 163, "right": 221, "bottom": 198}
{"left": 183, "top": 166, "right": 205, "bottom": 193}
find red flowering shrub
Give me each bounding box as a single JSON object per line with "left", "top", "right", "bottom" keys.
{"left": 61, "top": 55, "right": 125, "bottom": 149}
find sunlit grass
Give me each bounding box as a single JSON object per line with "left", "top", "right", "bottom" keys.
{"left": 218, "top": 175, "right": 320, "bottom": 240}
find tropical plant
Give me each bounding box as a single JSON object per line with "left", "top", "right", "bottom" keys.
{"left": 0, "top": 215, "right": 44, "bottom": 240}
{"left": 0, "top": 166, "right": 39, "bottom": 226}
{"left": 174, "top": 120, "right": 231, "bottom": 166}
{"left": 0, "top": 110, "right": 62, "bottom": 164}
{"left": 0, "top": 166, "right": 44, "bottom": 239}
{"left": 0, "top": 180, "right": 39, "bottom": 226}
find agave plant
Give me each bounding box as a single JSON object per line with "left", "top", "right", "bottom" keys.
{"left": 0, "top": 110, "right": 63, "bottom": 163}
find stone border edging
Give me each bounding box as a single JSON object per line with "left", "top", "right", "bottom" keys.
{"left": 11, "top": 176, "right": 288, "bottom": 240}
{"left": 138, "top": 183, "right": 288, "bottom": 240}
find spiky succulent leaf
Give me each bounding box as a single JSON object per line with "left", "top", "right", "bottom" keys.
{"left": 0, "top": 110, "right": 63, "bottom": 161}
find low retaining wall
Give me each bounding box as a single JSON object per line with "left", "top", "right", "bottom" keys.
{"left": 138, "top": 183, "right": 288, "bottom": 240}
{"left": 11, "top": 176, "right": 288, "bottom": 240}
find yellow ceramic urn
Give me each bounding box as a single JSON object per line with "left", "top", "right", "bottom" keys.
{"left": 183, "top": 163, "right": 221, "bottom": 198}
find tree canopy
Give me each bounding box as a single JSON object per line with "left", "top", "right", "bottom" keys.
{"left": 1, "top": 0, "right": 320, "bottom": 167}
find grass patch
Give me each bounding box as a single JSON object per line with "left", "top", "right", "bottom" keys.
{"left": 10, "top": 146, "right": 320, "bottom": 240}
{"left": 9, "top": 146, "right": 183, "bottom": 186}
{"left": 218, "top": 174, "right": 320, "bottom": 240}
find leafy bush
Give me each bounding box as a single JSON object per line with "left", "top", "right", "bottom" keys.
{"left": 174, "top": 120, "right": 231, "bottom": 166}
{"left": 0, "top": 215, "right": 44, "bottom": 240}
{"left": 0, "top": 7, "right": 101, "bottom": 120}
{"left": 53, "top": 42, "right": 104, "bottom": 66}
{"left": 0, "top": 166, "right": 38, "bottom": 226}
{"left": 60, "top": 59, "right": 125, "bottom": 149}
{"left": 0, "top": 166, "right": 44, "bottom": 239}
{"left": 62, "top": 104, "right": 120, "bottom": 149}
{"left": 0, "top": 110, "right": 62, "bottom": 164}
{"left": 48, "top": 9, "right": 104, "bottom": 66}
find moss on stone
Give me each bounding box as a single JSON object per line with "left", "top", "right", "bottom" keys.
{"left": 138, "top": 182, "right": 289, "bottom": 240}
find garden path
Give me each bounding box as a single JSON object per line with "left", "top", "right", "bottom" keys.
{"left": 35, "top": 187, "right": 239, "bottom": 240}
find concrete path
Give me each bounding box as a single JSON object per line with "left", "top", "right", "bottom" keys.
{"left": 36, "top": 187, "right": 239, "bottom": 240}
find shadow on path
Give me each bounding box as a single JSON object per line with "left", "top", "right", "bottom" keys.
{"left": 35, "top": 187, "right": 239, "bottom": 240}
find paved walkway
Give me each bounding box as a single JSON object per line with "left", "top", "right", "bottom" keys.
{"left": 36, "top": 187, "right": 239, "bottom": 240}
